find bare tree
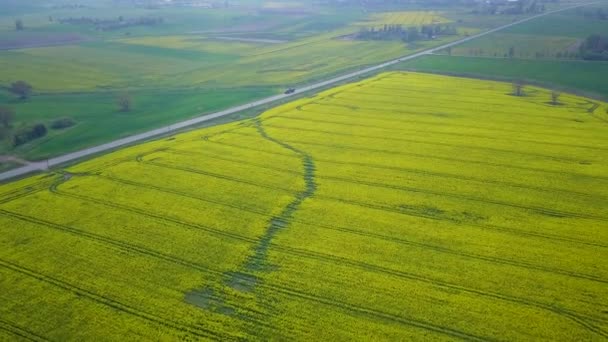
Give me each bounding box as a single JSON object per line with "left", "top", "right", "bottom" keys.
{"left": 9, "top": 81, "right": 33, "bottom": 100}
{"left": 0, "top": 106, "right": 15, "bottom": 128}
{"left": 117, "top": 93, "right": 132, "bottom": 112}
{"left": 15, "top": 19, "right": 24, "bottom": 31}
{"left": 512, "top": 80, "right": 525, "bottom": 97}
{"left": 508, "top": 46, "right": 515, "bottom": 58}
{"left": 551, "top": 91, "right": 561, "bottom": 105}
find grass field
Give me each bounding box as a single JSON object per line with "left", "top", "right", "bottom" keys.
{"left": 0, "top": 86, "right": 276, "bottom": 160}
{"left": 446, "top": 5, "right": 608, "bottom": 59}
{"left": 0, "top": 10, "right": 456, "bottom": 93}
{"left": 1, "top": 72, "right": 607, "bottom": 340}
{"left": 398, "top": 54, "right": 608, "bottom": 99}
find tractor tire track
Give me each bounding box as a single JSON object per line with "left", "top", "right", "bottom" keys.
{"left": 0, "top": 177, "right": 59, "bottom": 205}
{"left": 89, "top": 171, "right": 608, "bottom": 284}
{"left": 0, "top": 319, "right": 50, "bottom": 342}
{"left": 268, "top": 244, "right": 608, "bottom": 336}
{"left": 225, "top": 130, "right": 608, "bottom": 182}
{"left": 49, "top": 181, "right": 257, "bottom": 245}
{"left": 281, "top": 113, "right": 608, "bottom": 153}
{"left": 131, "top": 157, "right": 608, "bottom": 248}
{"left": 142, "top": 157, "right": 607, "bottom": 223}
{"left": 303, "top": 101, "right": 608, "bottom": 143}
{"left": 64, "top": 160, "right": 608, "bottom": 334}
{"left": 0, "top": 259, "right": 220, "bottom": 340}
{"left": 0, "top": 209, "right": 230, "bottom": 280}
{"left": 0, "top": 184, "right": 50, "bottom": 205}
{"left": 0, "top": 209, "right": 275, "bottom": 335}
{"left": 324, "top": 91, "right": 608, "bottom": 130}
{"left": 167, "top": 145, "right": 605, "bottom": 201}
{"left": 345, "top": 87, "right": 584, "bottom": 119}
{"left": 0, "top": 209, "right": 486, "bottom": 341}
{"left": 258, "top": 283, "right": 492, "bottom": 342}
{"left": 264, "top": 119, "right": 605, "bottom": 161}
{"left": 37, "top": 169, "right": 608, "bottom": 336}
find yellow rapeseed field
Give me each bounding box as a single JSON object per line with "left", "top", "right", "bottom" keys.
{"left": 354, "top": 11, "right": 449, "bottom": 29}
{"left": 1, "top": 72, "right": 607, "bottom": 340}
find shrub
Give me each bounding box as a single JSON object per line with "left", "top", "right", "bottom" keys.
{"left": 50, "top": 117, "right": 76, "bottom": 130}
{"left": 9, "top": 80, "right": 33, "bottom": 100}
{"left": 12, "top": 123, "right": 47, "bottom": 146}
{"left": 117, "top": 92, "right": 132, "bottom": 112}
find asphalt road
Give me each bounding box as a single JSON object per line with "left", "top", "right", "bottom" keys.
{"left": 0, "top": 3, "right": 593, "bottom": 182}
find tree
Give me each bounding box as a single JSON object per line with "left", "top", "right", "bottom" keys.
{"left": 0, "top": 106, "right": 15, "bottom": 128}
{"left": 551, "top": 91, "right": 561, "bottom": 105}
{"left": 508, "top": 46, "right": 515, "bottom": 58}
{"left": 579, "top": 34, "right": 608, "bottom": 60}
{"left": 12, "top": 123, "right": 47, "bottom": 147}
{"left": 15, "top": 19, "right": 24, "bottom": 31}
{"left": 9, "top": 81, "right": 33, "bottom": 100}
{"left": 512, "top": 80, "right": 525, "bottom": 96}
{"left": 406, "top": 27, "right": 419, "bottom": 42}
{"left": 117, "top": 93, "right": 132, "bottom": 112}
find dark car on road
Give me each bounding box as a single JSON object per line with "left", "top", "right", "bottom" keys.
{"left": 284, "top": 88, "right": 296, "bottom": 94}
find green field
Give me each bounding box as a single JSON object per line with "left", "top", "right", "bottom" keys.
{"left": 0, "top": 86, "right": 275, "bottom": 159}
{"left": 399, "top": 54, "right": 608, "bottom": 99}
{"left": 444, "top": 5, "right": 608, "bottom": 59}
{"left": 1, "top": 72, "right": 607, "bottom": 340}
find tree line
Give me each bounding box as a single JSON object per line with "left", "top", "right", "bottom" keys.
{"left": 472, "top": 0, "right": 547, "bottom": 16}
{"left": 579, "top": 34, "right": 608, "bottom": 61}
{"left": 575, "top": 7, "right": 607, "bottom": 20}
{"left": 456, "top": 46, "right": 582, "bottom": 59}
{"left": 356, "top": 24, "right": 458, "bottom": 42}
